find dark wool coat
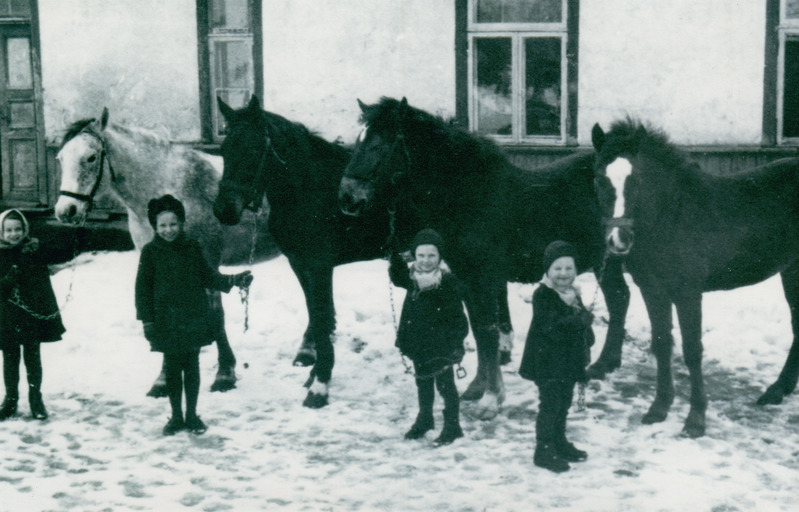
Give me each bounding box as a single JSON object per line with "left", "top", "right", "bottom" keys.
{"left": 389, "top": 254, "right": 469, "bottom": 368}
{"left": 518, "top": 284, "right": 595, "bottom": 385}
{"left": 135, "top": 234, "right": 233, "bottom": 354}
{"left": 0, "top": 238, "right": 66, "bottom": 349}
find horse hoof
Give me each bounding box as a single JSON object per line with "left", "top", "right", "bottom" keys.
{"left": 210, "top": 378, "right": 236, "bottom": 393}
{"left": 303, "top": 392, "right": 328, "bottom": 409}
{"left": 756, "top": 386, "right": 785, "bottom": 406}
{"left": 460, "top": 387, "right": 484, "bottom": 402}
{"left": 681, "top": 422, "right": 706, "bottom": 438}
{"left": 586, "top": 361, "right": 619, "bottom": 380}
{"left": 293, "top": 352, "right": 316, "bottom": 367}
{"left": 146, "top": 384, "right": 168, "bottom": 398}
{"left": 641, "top": 410, "right": 668, "bottom": 425}
{"left": 499, "top": 351, "right": 512, "bottom": 366}
{"left": 473, "top": 393, "right": 500, "bottom": 420}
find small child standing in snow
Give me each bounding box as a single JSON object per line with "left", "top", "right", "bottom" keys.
{"left": 519, "top": 240, "right": 594, "bottom": 473}
{"left": 135, "top": 195, "right": 253, "bottom": 436}
{"left": 0, "top": 209, "right": 65, "bottom": 422}
{"left": 389, "top": 228, "right": 468, "bottom": 446}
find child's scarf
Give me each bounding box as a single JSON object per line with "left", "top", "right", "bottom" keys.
{"left": 541, "top": 273, "right": 581, "bottom": 309}
{"left": 410, "top": 260, "right": 451, "bottom": 298}
{"left": 0, "top": 209, "right": 29, "bottom": 250}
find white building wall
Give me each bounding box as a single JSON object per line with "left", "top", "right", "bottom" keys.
{"left": 38, "top": 0, "right": 201, "bottom": 143}
{"left": 261, "top": 0, "right": 456, "bottom": 143}
{"left": 579, "top": 0, "right": 766, "bottom": 145}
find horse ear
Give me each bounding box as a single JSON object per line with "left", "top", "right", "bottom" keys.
{"left": 591, "top": 123, "right": 605, "bottom": 151}
{"left": 217, "top": 96, "right": 235, "bottom": 120}
{"left": 399, "top": 97, "right": 409, "bottom": 119}
{"left": 100, "top": 107, "right": 109, "bottom": 130}
{"left": 357, "top": 99, "right": 368, "bottom": 113}
{"left": 247, "top": 95, "right": 261, "bottom": 111}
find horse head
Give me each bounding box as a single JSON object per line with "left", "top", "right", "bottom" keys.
{"left": 55, "top": 108, "right": 112, "bottom": 225}
{"left": 338, "top": 97, "right": 411, "bottom": 217}
{"left": 214, "top": 95, "right": 281, "bottom": 225}
{"left": 591, "top": 120, "right": 643, "bottom": 256}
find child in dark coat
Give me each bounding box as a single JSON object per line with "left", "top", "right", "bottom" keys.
{"left": 0, "top": 209, "right": 66, "bottom": 421}
{"left": 519, "top": 240, "right": 595, "bottom": 473}
{"left": 135, "top": 195, "right": 253, "bottom": 436}
{"left": 389, "top": 228, "right": 469, "bottom": 446}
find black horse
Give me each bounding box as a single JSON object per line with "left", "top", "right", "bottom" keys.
{"left": 592, "top": 118, "right": 799, "bottom": 437}
{"left": 338, "top": 97, "right": 630, "bottom": 419}
{"left": 213, "top": 95, "right": 400, "bottom": 408}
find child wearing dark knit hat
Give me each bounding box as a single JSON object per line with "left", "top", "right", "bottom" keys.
{"left": 388, "top": 228, "right": 469, "bottom": 446}
{"left": 518, "top": 240, "right": 595, "bottom": 472}
{"left": 136, "top": 194, "right": 254, "bottom": 436}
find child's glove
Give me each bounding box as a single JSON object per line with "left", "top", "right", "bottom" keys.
{"left": 230, "top": 271, "right": 253, "bottom": 288}
{"left": 21, "top": 237, "right": 39, "bottom": 254}
{"left": 142, "top": 322, "right": 157, "bottom": 343}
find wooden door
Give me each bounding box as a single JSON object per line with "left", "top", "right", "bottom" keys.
{"left": 0, "top": 22, "right": 46, "bottom": 207}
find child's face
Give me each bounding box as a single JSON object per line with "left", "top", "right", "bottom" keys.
{"left": 547, "top": 256, "right": 577, "bottom": 288}
{"left": 3, "top": 218, "right": 24, "bottom": 245}
{"left": 414, "top": 244, "right": 441, "bottom": 272}
{"left": 155, "top": 211, "right": 182, "bottom": 242}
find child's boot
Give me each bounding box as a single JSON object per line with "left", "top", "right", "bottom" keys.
{"left": 0, "top": 394, "right": 18, "bottom": 420}
{"left": 163, "top": 415, "right": 185, "bottom": 436}
{"left": 555, "top": 438, "right": 587, "bottom": 462}
{"left": 433, "top": 401, "right": 463, "bottom": 446}
{"left": 404, "top": 412, "right": 434, "bottom": 439}
{"left": 534, "top": 443, "right": 570, "bottom": 473}
{"left": 29, "top": 386, "right": 47, "bottom": 420}
{"left": 185, "top": 414, "right": 207, "bottom": 435}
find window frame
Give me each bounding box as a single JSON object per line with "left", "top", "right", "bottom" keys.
{"left": 458, "top": 0, "right": 578, "bottom": 146}
{"left": 196, "top": 0, "right": 263, "bottom": 143}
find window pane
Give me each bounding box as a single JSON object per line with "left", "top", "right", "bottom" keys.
{"left": 787, "top": 0, "right": 799, "bottom": 20}
{"left": 10, "top": 139, "right": 36, "bottom": 188}
{"left": 525, "top": 37, "right": 561, "bottom": 136}
{"left": 476, "top": 0, "right": 561, "bottom": 23}
{"left": 6, "top": 37, "right": 32, "bottom": 89}
{"left": 784, "top": 38, "right": 799, "bottom": 137}
{"left": 211, "top": 0, "right": 250, "bottom": 31}
{"left": 213, "top": 40, "right": 252, "bottom": 88}
{"left": 475, "top": 38, "right": 512, "bottom": 135}
{"left": 10, "top": 0, "right": 31, "bottom": 16}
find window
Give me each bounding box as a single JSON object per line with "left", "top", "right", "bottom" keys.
{"left": 777, "top": 0, "right": 799, "bottom": 143}
{"left": 197, "top": 0, "right": 262, "bottom": 142}
{"left": 464, "top": 0, "right": 577, "bottom": 144}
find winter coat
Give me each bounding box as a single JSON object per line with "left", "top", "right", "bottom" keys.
{"left": 518, "top": 284, "right": 595, "bottom": 385}
{"left": 0, "top": 238, "right": 65, "bottom": 349}
{"left": 389, "top": 253, "right": 469, "bottom": 369}
{"left": 135, "top": 233, "right": 233, "bottom": 354}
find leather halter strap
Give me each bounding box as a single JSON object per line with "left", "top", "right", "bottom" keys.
{"left": 59, "top": 130, "right": 116, "bottom": 211}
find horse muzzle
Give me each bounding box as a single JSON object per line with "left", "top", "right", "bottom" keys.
{"left": 338, "top": 176, "right": 372, "bottom": 217}
{"left": 54, "top": 195, "right": 88, "bottom": 226}
{"left": 604, "top": 218, "right": 634, "bottom": 255}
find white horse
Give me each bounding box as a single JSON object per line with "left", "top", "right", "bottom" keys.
{"left": 55, "top": 108, "right": 277, "bottom": 395}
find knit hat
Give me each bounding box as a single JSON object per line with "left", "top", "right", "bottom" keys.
{"left": 412, "top": 228, "right": 444, "bottom": 256}
{"left": 542, "top": 240, "right": 577, "bottom": 272}
{"left": 147, "top": 194, "right": 185, "bottom": 228}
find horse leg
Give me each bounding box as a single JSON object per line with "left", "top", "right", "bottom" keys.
{"left": 296, "top": 265, "right": 335, "bottom": 409}
{"left": 587, "top": 257, "right": 630, "bottom": 379}
{"left": 208, "top": 290, "right": 237, "bottom": 392}
{"left": 461, "top": 290, "right": 505, "bottom": 420}
{"left": 639, "top": 287, "right": 676, "bottom": 425}
{"left": 287, "top": 260, "right": 319, "bottom": 367}
{"left": 758, "top": 266, "right": 799, "bottom": 404}
{"left": 497, "top": 286, "right": 514, "bottom": 365}
{"left": 674, "top": 292, "right": 706, "bottom": 437}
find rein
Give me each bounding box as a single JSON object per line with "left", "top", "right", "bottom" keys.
{"left": 59, "top": 130, "right": 118, "bottom": 211}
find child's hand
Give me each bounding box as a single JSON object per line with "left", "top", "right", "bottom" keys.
{"left": 2, "top": 265, "right": 20, "bottom": 284}
{"left": 231, "top": 271, "right": 253, "bottom": 288}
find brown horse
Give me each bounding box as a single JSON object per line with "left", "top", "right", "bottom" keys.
{"left": 592, "top": 118, "right": 799, "bottom": 437}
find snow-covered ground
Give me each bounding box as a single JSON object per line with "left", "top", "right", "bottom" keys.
{"left": 1, "top": 250, "right": 797, "bottom": 512}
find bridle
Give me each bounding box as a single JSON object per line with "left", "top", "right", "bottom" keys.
{"left": 346, "top": 126, "right": 411, "bottom": 189}
{"left": 218, "top": 125, "right": 286, "bottom": 212}
{"left": 59, "top": 129, "right": 117, "bottom": 211}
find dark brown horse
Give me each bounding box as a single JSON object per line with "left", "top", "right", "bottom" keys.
{"left": 338, "top": 97, "right": 630, "bottom": 419}
{"left": 592, "top": 118, "right": 799, "bottom": 437}
{"left": 213, "top": 96, "right": 395, "bottom": 408}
